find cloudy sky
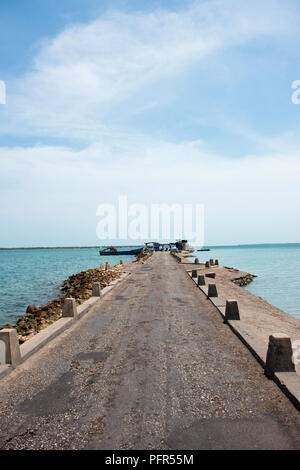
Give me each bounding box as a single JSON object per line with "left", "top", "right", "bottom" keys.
{"left": 0, "top": 0, "right": 300, "bottom": 247}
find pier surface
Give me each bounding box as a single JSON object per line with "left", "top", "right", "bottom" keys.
{"left": 1, "top": 252, "right": 300, "bottom": 450}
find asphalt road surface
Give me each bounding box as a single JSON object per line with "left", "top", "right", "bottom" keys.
{"left": 1, "top": 252, "right": 300, "bottom": 450}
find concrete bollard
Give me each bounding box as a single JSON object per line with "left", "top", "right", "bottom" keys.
{"left": 92, "top": 282, "right": 102, "bottom": 297}
{"left": 209, "top": 259, "right": 214, "bottom": 266}
{"left": 105, "top": 262, "right": 110, "bottom": 271}
{"left": 197, "top": 275, "right": 206, "bottom": 286}
{"left": 62, "top": 298, "right": 78, "bottom": 319}
{"left": 0, "top": 329, "right": 21, "bottom": 367}
{"left": 215, "top": 259, "right": 219, "bottom": 266}
{"left": 224, "top": 300, "right": 240, "bottom": 323}
{"left": 100, "top": 263, "right": 105, "bottom": 270}
{"left": 265, "top": 334, "right": 296, "bottom": 378}
{"left": 207, "top": 284, "right": 218, "bottom": 298}
{"left": 205, "top": 261, "right": 210, "bottom": 268}
{"left": 192, "top": 270, "right": 198, "bottom": 278}
{"left": 194, "top": 258, "right": 199, "bottom": 265}
{"left": 205, "top": 272, "right": 216, "bottom": 279}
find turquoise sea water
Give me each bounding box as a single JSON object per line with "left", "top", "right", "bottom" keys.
{"left": 190, "top": 244, "right": 300, "bottom": 320}
{"left": 0, "top": 244, "right": 299, "bottom": 327}
{"left": 0, "top": 248, "right": 137, "bottom": 326}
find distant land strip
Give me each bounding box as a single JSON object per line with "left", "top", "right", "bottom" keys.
{"left": 0, "top": 246, "right": 142, "bottom": 250}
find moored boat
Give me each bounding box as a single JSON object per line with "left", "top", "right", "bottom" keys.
{"left": 99, "top": 246, "right": 144, "bottom": 256}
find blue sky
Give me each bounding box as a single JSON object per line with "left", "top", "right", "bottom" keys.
{"left": 0, "top": 0, "right": 300, "bottom": 246}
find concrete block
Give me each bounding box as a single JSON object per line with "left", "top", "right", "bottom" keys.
{"left": 265, "top": 334, "right": 295, "bottom": 378}
{"left": 207, "top": 283, "right": 218, "bottom": 298}
{"left": 209, "top": 259, "right": 214, "bottom": 266}
{"left": 120, "top": 260, "right": 124, "bottom": 265}
{"left": 224, "top": 300, "right": 240, "bottom": 323}
{"left": 62, "top": 298, "right": 78, "bottom": 319}
{"left": 92, "top": 282, "right": 102, "bottom": 297}
{"left": 0, "top": 329, "right": 21, "bottom": 367}
{"left": 215, "top": 259, "right": 219, "bottom": 266}
{"left": 105, "top": 262, "right": 111, "bottom": 270}
{"left": 205, "top": 272, "right": 216, "bottom": 279}
{"left": 197, "top": 275, "right": 206, "bottom": 286}
{"left": 192, "top": 270, "right": 198, "bottom": 278}
{"left": 100, "top": 263, "right": 105, "bottom": 270}
{"left": 205, "top": 261, "right": 210, "bottom": 268}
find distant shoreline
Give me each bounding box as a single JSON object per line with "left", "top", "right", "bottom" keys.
{"left": 0, "top": 242, "right": 299, "bottom": 251}
{"left": 0, "top": 246, "right": 140, "bottom": 250}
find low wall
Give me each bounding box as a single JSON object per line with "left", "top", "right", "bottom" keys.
{"left": 186, "top": 266, "right": 300, "bottom": 412}
{"left": 0, "top": 271, "right": 131, "bottom": 380}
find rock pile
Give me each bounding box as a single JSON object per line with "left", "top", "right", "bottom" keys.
{"left": 135, "top": 250, "right": 152, "bottom": 263}
{"left": 2, "top": 266, "right": 123, "bottom": 344}
{"left": 1, "top": 250, "right": 152, "bottom": 344}
{"left": 232, "top": 274, "right": 257, "bottom": 287}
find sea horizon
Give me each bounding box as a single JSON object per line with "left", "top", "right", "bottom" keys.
{"left": 1, "top": 241, "right": 300, "bottom": 250}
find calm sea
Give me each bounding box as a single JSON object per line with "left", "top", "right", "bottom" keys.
{"left": 190, "top": 244, "right": 300, "bottom": 320}
{"left": 0, "top": 244, "right": 299, "bottom": 327}
{"left": 0, "top": 248, "right": 138, "bottom": 326}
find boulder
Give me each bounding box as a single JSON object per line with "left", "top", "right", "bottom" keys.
{"left": 26, "top": 305, "right": 37, "bottom": 314}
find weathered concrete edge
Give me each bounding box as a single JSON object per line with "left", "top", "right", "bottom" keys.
{"left": 187, "top": 270, "right": 300, "bottom": 412}
{"left": 20, "top": 317, "right": 74, "bottom": 362}
{"left": 187, "top": 270, "right": 267, "bottom": 365}
{"left": 227, "top": 320, "right": 267, "bottom": 367}
{"left": 0, "top": 271, "right": 130, "bottom": 380}
{"left": 274, "top": 372, "right": 300, "bottom": 412}
{"left": 21, "top": 271, "right": 130, "bottom": 361}
{"left": 0, "top": 364, "right": 11, "bottom": 380}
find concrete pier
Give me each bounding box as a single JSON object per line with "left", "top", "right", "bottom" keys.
{"left": 1, "top": 252, "right": 300, "bottom": 450}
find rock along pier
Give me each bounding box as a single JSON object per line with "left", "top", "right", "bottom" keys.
{"left": 1, "top": 251, "right": 300, "bottom": 450}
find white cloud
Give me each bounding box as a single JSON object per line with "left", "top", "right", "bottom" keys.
{"left": 0, "top": 139, "right": 299, "bottom": 245}
{"left": 2, "top": 0, "right": 298, "bottom": 140}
